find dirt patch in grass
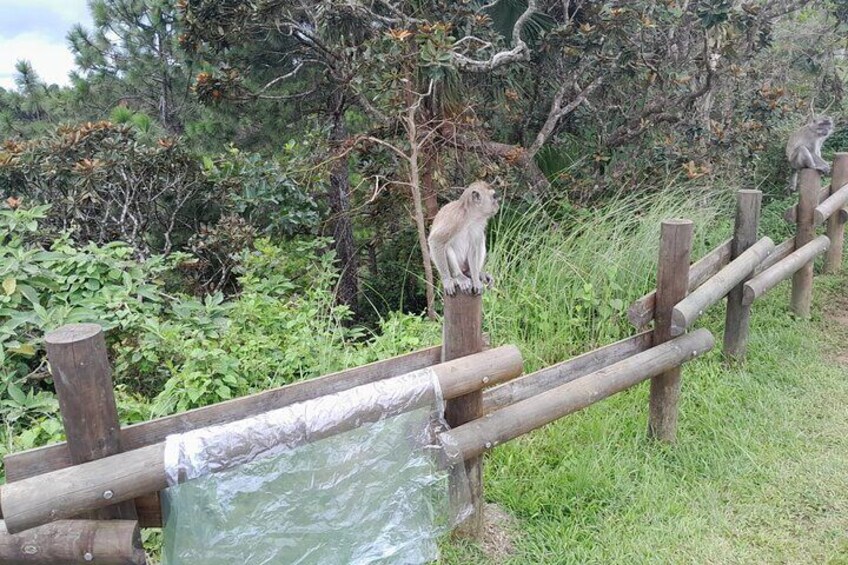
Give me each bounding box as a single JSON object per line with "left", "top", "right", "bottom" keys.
{"left": 822, "top": 289, "right": 848, "bottom": 365}
{"left": 481, "top": 503, "right": 519, "bottom": 563}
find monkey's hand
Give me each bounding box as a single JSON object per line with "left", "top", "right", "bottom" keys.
{"left": 818, "top": 163, "right": 832, "bottom": 175}
{"left": 480, "top": 272, "right": 495, "bottom": 289}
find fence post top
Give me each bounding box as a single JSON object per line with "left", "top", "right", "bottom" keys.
{"left": 45, "top": 323, "right": 103, "bottom": 345}
{"left": 662, "top": 218, "right": 694, "bottom": 226}
{"left": 737, "top": 189, "right": 762, "bottom": 195}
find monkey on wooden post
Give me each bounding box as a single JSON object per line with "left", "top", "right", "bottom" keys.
{"left": 786, "top": 116, "right": 834, "bottom": 192}
{"left": 428, "top": 181, "right": 499, "bottom": 296}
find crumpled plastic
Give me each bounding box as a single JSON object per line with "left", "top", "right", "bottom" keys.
{"left": 161, "top": 368, "right": 471, "bottom": 565}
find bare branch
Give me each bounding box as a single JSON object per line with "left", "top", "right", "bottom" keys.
{"left": 528, "top": 76, "right": 603, "bottom": 158}
{"left": 452, "top": 0, "right": 538, "bottom": 72}
{"left": 358, "top": 135, "right": 410, "bottom": 162}
{"left": 257, "top": 62, "right": 304, "bottom": 94}
{"left": 606, "top": 34, "right": 717, "bottom": 149}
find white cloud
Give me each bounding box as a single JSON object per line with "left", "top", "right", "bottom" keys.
{"left": 0, "top": 32, "right": 77, "bottom": 89}
{"left": 17, "top": 0, "right": 90, "bottom": 25}
{"left": 0, "top": 0, "right": 91, "bottom": 90}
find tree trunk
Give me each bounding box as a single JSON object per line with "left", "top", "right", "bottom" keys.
{"left": 405, "top": 108, "right": 437, "bottom": 320}
{"left": 420, "top": 102, "right": 439, "bottom": 220}
{"left": 328, "top": 97, "right": 359, "bottom": 310}
{"left": 421, "top": 132, "right": 440, "bottom": 221}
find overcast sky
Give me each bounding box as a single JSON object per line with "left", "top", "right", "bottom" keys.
{"left": 0, "top": 0, "right": 93, "bottom": 90}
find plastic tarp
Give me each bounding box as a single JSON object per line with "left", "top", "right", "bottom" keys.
{"left": 161, "top": 368, "right": 470, "bottom": 565}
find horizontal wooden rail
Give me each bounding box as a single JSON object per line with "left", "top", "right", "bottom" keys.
{"left": 627, "top": 239, "right": 732, "bottom": 328}
{"left": 753, "top": 237, "right": 794, "bottom": 275}
{"left": 814, "top": 182, "right": 848, "bottom": 226}
{"left": 0, "top": 346, "right": 523, "bottom": 534}
{"left": 671, "top": 237, "right": 774, "bottom": 336}
{"left": 0, "top": 520, "right": 145, "bottom": 565}
{"left": 743, "top": 236, "right": 830, "bottom": 305}
{"left": 442, "top": 329, "right": 715, "bottom": 461}
{"left": 482, "top": 331, "right": 653, "bottom": 414}
{"left": 4, "top": 344, "right": 446, "bottom": 482}
{"left": 784, "top": 186, "right": 829, "bottom": 224}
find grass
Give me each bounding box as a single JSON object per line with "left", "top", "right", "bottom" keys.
{"left": 442, "top": 191, "right": 848, "bottom": 564}
{"left": 484, "top": 187, "right": 734, "bottom": 371}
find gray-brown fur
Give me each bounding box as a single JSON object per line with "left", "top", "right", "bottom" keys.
{"left": 428, "top": 181, "right": 499, "bottom": 295}
{"left": 786, "top": 116, "right": 834, "bottom": 191}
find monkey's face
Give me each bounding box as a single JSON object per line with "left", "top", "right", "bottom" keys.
{"left": 814, "top": 117, "right": 834, "bottom": 137}
{"left": 468, "top": 181, "right": 499, "bottom": 218}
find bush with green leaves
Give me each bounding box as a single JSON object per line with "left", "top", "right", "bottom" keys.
{"left": 0, "top": 121, "right": 216, "bottom": 257}
{"left": 0, "top": 204, "right": 176, "bottom": 468}
{"left": 0, "top": 204, "right": 173, "bottom": 378}
{"left": 151, "top": 236, "right": 440, "bottom": 414}
{"left": 0, "top": 204, "right": 440, "bottom": 476}
{"left": 203, "top": 147, "right": 320, "bottom": 237}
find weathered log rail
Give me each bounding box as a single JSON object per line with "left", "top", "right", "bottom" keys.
{"left": 1, "top": 346, "right": 523, "bottom": 535}
{"left": 1, "top": 155, "right": 846, "bottom": 560}
{"left": 445, "top": 329, "right": 714, "bottom": 459}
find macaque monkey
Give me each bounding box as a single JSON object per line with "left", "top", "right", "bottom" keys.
{"left": 428, "top": 181, "right": 499, "bottom": 296}
{"left": 786, "top": 116, "right": 834, "bottom": 191}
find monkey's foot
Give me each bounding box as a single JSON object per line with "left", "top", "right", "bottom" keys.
{"left": 442, "top": 280, "right": 458, "bottom": 296}
{"left": 818, "top": 165, "right": 832, "bottom": 175}
{"left": 454, "top": 275, "right": 473, "bottom": 294}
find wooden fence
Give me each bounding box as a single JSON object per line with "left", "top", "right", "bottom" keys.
{"left": 1, "top": 154, "right": 847, "bottom": 564}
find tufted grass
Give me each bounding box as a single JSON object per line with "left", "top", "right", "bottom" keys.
{"left": 442, "top": 191, "right": 848, "bottom": 564}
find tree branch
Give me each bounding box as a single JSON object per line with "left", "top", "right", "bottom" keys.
{"left": 452, "top": 0, "right": 538, "bottom": 72}
{"left": 528, "top": 76, "right": 602, "bottom": 158}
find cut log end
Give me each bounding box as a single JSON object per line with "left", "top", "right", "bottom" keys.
{"left": 627, "top": 303, "right": 652, "bottom": 329}
{"left": 742, "top": 284, "right": 756, "bottom": 306}
{"left": 44, "top": 323, "right": 102, "bottom": 345}
{"left": 669, "top": 308, "right": 687, "bottom": 337}
{"left": 663, "top": 218, "right": 695, "bottom": 226}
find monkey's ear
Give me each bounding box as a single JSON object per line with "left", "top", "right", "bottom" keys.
{"left": 471, "top": 190, "right": 481, "bottom": 202}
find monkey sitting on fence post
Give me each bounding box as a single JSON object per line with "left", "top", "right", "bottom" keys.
{"left": 428, "top": 181, "right": 500, "bottom": 296}
{"left": 786, "top": 116, "right": 834, "bottom": 192}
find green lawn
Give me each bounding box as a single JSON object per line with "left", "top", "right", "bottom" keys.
{"left": 444, "top": 267, "right": 848, "bottom": 564}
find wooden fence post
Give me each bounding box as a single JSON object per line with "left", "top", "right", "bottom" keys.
{"left": 648, "top": 219, "right": 693, "bottom": 442}
{"left": 824, "top": 153, "right": 848, "bottom": 273}
{"left": 791, "top": 169, "right": 820, "bottom": 318}
{"left": 442, "top": 293, "right": 484, "bottom": 540}
{"left": 723, "top": 189, "right": 762, "bottom": 361}
{"left": 45, "top": 324, "right": 138, "bottom": 521}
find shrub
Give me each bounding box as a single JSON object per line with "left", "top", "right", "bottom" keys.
{"left": 0, "top": 204, "right": 173, "bottom": 379}
{"left": 0, "top": 122, "right": 216, "bottom": 257}
{"left": 0, "top": 203, "right": 441, "bottom": 475}
{"left": 203, "top": 147, "right": 319, "bottom": 237}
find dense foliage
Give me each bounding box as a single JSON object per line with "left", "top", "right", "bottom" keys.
{"left": 1, "top": 0, "right": 848, "bottom": 481}
{"left": 0, "top": 204, "right": 440, "bottom": 468}
{"left": 1, "top": 121, "right": 212, "bottom": 256}
{"left": 3, "top": 3, "right": 848, "bottom": 561}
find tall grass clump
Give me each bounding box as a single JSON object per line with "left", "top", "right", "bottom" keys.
{"left": 484, "top": 187, "right": 734, "bottom": 372}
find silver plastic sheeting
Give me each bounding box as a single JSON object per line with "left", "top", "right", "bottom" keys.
{"left": 161, "top": 368, "right": 471, "bottom": 565}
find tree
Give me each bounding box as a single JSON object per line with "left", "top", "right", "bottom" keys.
{"left": 13, "top": 62, "right": 49, "bottom": 121}
{"left": 67, "top": 0, "right": 194, "bottom": 133}
{"left": 48, "top": 0, "right": 831, "bottom": 314}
